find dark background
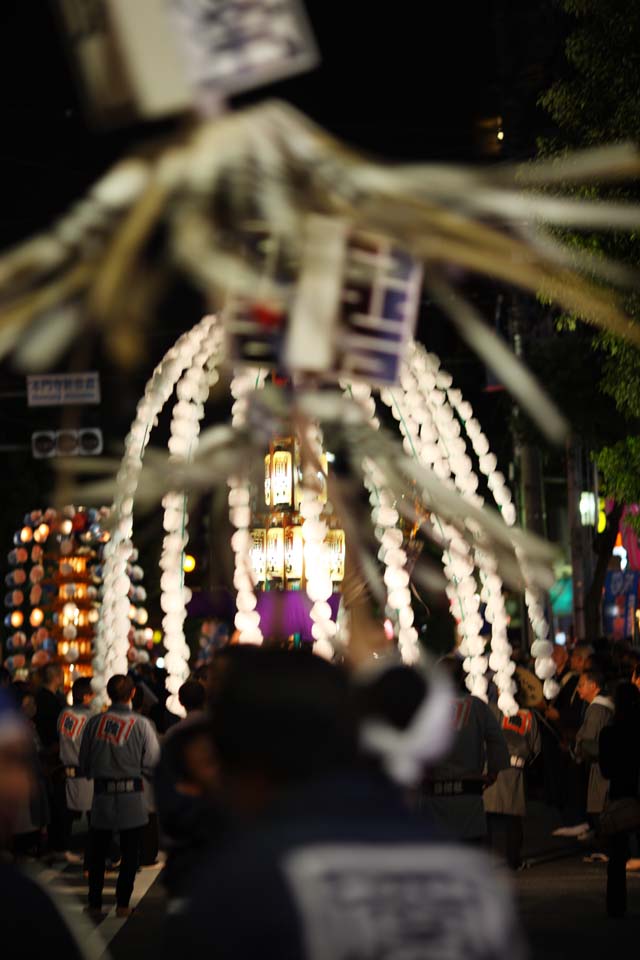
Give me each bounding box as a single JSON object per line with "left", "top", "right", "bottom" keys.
{"left": 0, "top": 0, "right": 569, "bottom": 622}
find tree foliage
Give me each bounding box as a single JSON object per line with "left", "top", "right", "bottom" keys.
{"left": 538, "top": 0, "right": 640, "bottom": 525}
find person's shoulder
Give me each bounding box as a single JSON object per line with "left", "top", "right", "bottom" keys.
{"left": 0, "top": 862, "right": 82, "bottom": 948}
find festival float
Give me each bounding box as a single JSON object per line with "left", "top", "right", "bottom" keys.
{"left": 0, "top": 1, "right": 638, "bottom": 720}
{"left": 2, "top": 506, "right": 150, "bottom": 688}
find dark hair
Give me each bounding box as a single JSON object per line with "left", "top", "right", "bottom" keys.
{"left": 582, "top": 668, "right": 605, "bottom": 692}
{"left": 107, "top": 674, "right": 135, "bottom": 704}
{"left": 355, "top": 665, "right": 427, "bottom": 731}
{"left": 72, "top": 677, "right": 93, "bottom": 705}
{"left": 613, "top": 682, "right": 640, "bottom": 724}
{"left": 209, "top": 647, "right": 357, "bottom": 784}
{"left": 161, "top": 717, "right": 212, "bottom": 783}
{"left": 179, "top": 680, "right": 206, "bottom": 713}
{"left": 437, "top": 655, "right": 467, "bottom": 694}
{"left": 41, "top": 663, "right": 63, "bottom": 685}
{"left": 11, "top": 680, "right": 34, "bottom": 708}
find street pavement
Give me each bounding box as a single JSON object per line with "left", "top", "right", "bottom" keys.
{"left": 24, "top": 804, "right": 640, "bottom": 958}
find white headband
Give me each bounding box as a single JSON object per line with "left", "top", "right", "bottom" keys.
{"left": 357, "top": 659, "right": 454, "bottom": 787}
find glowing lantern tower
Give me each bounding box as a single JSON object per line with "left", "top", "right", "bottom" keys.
{"left": 250, "top": 433, "right": 346, "bottom": 647}
{"left": 2, "top": 506, "right": 149, "bottom": 687}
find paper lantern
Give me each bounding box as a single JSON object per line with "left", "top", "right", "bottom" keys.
{"left": 30, "top": 608, "right": 44, "bottom": 627}
{"left": 33, "top": 523, "right": 50, "bottom": 543}
{"left": 325, "top": 529, "right": 346, "bottom": 582}
{"left": 266, "top": 527, "right": 285, "bottom": 580}
{"left": 284, "top": 526, "right": 304, "bottom": 580}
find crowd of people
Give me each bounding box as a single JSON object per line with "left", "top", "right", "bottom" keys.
{"left": 1, "top": 631, "right": 640, "bottom": 956}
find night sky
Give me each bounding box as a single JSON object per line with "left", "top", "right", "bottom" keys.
{"left": 0, "top": 1, "right": 567, "bottom": 572}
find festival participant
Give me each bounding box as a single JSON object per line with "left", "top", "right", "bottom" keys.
{"left": 34, "top": 663, "right": 68, "bottom": 860}
{"left": 10, "top": 682, "right": 49, "bottom": 858}
{"left": 79, "top": 674, "right": 160, "bottom": 919}
{"left": 57, "top": 677, "right": 94, "bottom": 871}
{"left": 599, "top": 682, "right": 640, "bottom": 916}
{"left": 574, "top": 668, "right": 614, "bottom": 855}
{"left": 155, "top": 712, "right": 221, "bottom": 900}
{"left": 0, "top": 688, "right": 91, "bottom": 958}
{"left": 484, "top": 692, "right": 541, "bottom": 869}
{"left": 165, "top": 648, "right": 523, "bottom": 960}
{"left": 421, "top": 655, "right": 510, "bottom": 843}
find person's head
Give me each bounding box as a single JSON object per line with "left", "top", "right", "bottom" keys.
{"left": 570, "top": 644, "right": 593, "bottom": 675}
{"left": 106, "top": 674, "right": 136, "bottom": 705}
{"left": 40, "top": 662, "right": 64, "bottom": 693}
{"left": 72, "top": 676, "right": 94, "bottom": 708}
{"left": 612, "top": 682, "right": 640, "bottom": 725}
{"left": 179, "top": 679, "right": 206, "bottom": 714}
{"left": 11, "top": 682, "right": 36, "bottom": 720}
{"left": 437, "top": 654, "right": 467, "bottom": 695}
{"left": 552, "top": 644, "right": 569, "bottom": 674}
{"left": 164, "top": 718, "right": 218, "bottom": 797}
{"left": 208, "top": 647, "right": 358, "bottom": 814}
{"left": 0, "top": 688, "right": 32, "bottom": 847}
{"left": 577, "top": 668, "right": 605, "bottom": 705}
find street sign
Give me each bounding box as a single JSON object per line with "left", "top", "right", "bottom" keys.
{"left": 31, "top": 429, "right": 103, "bottom": 459}
{"left": 27, "top": 372, "right": 101, "bottom": 407}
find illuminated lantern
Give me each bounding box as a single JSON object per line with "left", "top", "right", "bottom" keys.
{"left": 182, "top": 554, "right": 196, "bottom": 573}
{"left": 250, "top": 529, "right": 266, "bottom": 582}
{"left": 20, "top": 526, "right": 33, "bottom": 543}
{"left": 264, "top": 455, "right": 271, "bottom": 507}
{"left": 10, "top": 611, "right": 24, "bottom": 628}
{"left": 326, "top": 529, "right": 346, "bottom": 582}
{"left": 12, "top": 569, "right": 26, "bottom": 586}
{"left": 29, "top": 566, "right": 44, "bottom": 584}
{"left": 30, "top": 546, "right": 43, "bottom": 562}
{"left": 60, "top": 519, "right": 73, "bottom": 535}
{"left": 16, "top": 549, "right": 28, "bottom": 564}
{"left": 29, "top": 586, "right": 42, "bottom": 606}
{"left": 30, "top": 608, "right": 44, "bottom": 627}
{"left": 284, "top": 526, "right": 304, "bottom": 580}
{"left": 266, "top": 527, "right": 285, "bottom": 580}
{"left": 11, "top": 591, "right": 24, "bottom": 607}
{"left": 269, "top": 442, "right": 294, "bottom": 506}
{"left": 33, "top": 523, "right": 50, "bottom": 543}
{"left": 62, "top": 602, "right": 78, "bottom": 622}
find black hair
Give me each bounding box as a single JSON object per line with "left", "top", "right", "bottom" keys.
{"left": 613, "top": 682, "right": 640, "bottom": 724}
{"left": 40, "top": 662, "right": 63, "bottom": 685}
{"left": 208, "top": 647, "right": 358, "bottom": 785}
{"left": 161, "top": 717, "right": 212, "bottom": 783}
{"left": 582, "top": 668, "right": 605, "bottom": 692}
{"left": 107, "top": 674, "right": 135, "bottom": 704}
{"left": 10, "top": 680, "right": 34, "bottom": 707}
{"left": 437, "top": 655, "right": 467, "bottom": 694}
{"left": 72, "top": 676, "right": 93, "bottom": 705}
{"left": 179, "top": 679, "right": 206, "bottom": 713}
{"left": 355, "top": 665, "right": 427, "bottom": 731}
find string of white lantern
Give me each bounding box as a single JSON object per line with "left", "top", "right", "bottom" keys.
{"left": 299, "top": 420, "right": 337, "bottom": 661}
{"left": 415, "top": 343, "right": 559, "bottom": 701}
{"left": 161, "top": 320, "right": 225, "bottom": 715}
{"left": 94, "top": 314, "right": 218, "bottom": 704}
{"left": 378, "top": 378, "right": 487, "bottom": 693}
{"left": 228, "top": 367, "right": 266, "bottom": 645}
{"left": 381, "top": 363, "right": 490, "bottom": 698}
{"left": 404, "top": 345, "right": 518, "bottom": 714}
{"left": 342, "top": 381, "right": 420, "bottom": 664}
